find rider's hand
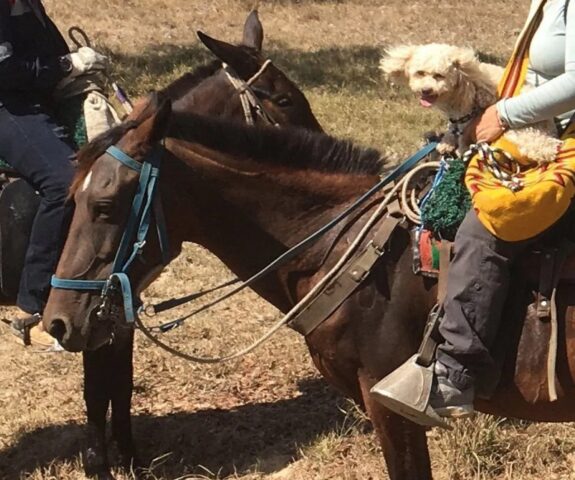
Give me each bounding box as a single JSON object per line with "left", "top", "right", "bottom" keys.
{"left": 66, "top": 47, "right": 108, "bottom": 77}
{"left": 467, "top": 104, "right": 508, "bottom": 144}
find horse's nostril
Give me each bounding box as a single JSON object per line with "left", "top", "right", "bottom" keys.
{"left": 48, "top": 319, "right": 67, "bottom": 342}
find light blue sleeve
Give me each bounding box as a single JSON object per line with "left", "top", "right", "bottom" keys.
{"left": 497, "top": 0, "right": 575, "bottom": 127}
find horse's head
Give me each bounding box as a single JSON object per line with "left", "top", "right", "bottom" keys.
{"left": 169, "top": 10, "right": 323, "bottom": 131}
{"left": 43, "top": 96, "right": 173, "bottom": 351}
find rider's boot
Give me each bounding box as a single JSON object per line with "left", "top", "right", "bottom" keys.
{"left": 429, "top": 360, "right": 475, "bottom": 418}
{"left": 8, "top": 311, "right": 61, "bottom": 349}
{"left": 370, "top": 305, "right": 474, "bottom": 426}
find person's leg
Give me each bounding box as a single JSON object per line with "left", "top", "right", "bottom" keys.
{"left": 436, "top": 209, "right": 529, "bottom": 400}
{"left": 0, "top": 104, "right": 75, "bottom": 315}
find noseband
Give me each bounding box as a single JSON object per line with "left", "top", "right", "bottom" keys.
{"left": 51, "top": 145, "right": 169, "bottom": 324}
{"left": 222, "top": 60, "right": 280, "bottom": 127}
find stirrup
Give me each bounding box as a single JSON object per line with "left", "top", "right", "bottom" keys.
{"left": 370, "top": 354, "right": 451, "bottom": 429}
{"left": 370, "top": 305, "right": 451, "bottom": 429}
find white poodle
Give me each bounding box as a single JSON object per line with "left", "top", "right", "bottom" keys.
{"left": 380, "top": 43, "right": 561, "bottom": 163}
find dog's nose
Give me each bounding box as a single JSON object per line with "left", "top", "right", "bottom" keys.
{"left": 421, "top": 88, "right": 434, "bottom": 96}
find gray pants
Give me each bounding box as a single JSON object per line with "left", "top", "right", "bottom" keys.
{"left": 437, "top": 210, "right": 532, "bottom": 392}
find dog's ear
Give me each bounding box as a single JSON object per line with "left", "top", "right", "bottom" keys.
{"left": 380, "top": 45, "right": 416, "bottom": 84}
{"left": 450, "top": 47, "right": 482, "bottom": 79}
{"left": 451, "top": 46, "right": 500, "bottom": 105}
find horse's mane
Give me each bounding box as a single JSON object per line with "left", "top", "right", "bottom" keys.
{"left": 71, "top": 90, "right": 385, "bottom": 197}
{"left": 171, "top": 112, "right": 385, "bottom": 176}
{"left": 159, "top": 59, "right": 222, "bottom": 100}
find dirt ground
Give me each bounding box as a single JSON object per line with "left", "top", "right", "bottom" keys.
{"left": 2, "top": 1, "right": 575, "bottom": 479}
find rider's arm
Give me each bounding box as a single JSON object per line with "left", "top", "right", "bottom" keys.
{"left": 0, "top": 1, "right": 69, "bottom": 91}
{"left": 497, "top": 0, "right": 575, "bottom": 127}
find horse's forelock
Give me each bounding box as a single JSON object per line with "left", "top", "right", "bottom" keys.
{"left": 68, "top": 97, "right": 161, "bottom": 197}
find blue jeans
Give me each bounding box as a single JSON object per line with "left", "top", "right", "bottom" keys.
{"left": 0, "top": 101, "right": 75, "bottom": 314}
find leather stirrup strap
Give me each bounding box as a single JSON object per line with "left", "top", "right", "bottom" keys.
{"left": 414, "top": 240, "right": 452, "bottom": 368}
{"left": 289, "top": 215, "right": 400, "bottom": 336}
{"left": 544, "top": 240, "right": 575, "bottom": 401}
{"left": 437, "top": 240, "right": 453, "bottom": 305}
{"left": 537, "top": 248, "right": 556, "bottom": 318}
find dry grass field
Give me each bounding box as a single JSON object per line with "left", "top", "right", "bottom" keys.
{"left": 2, "top": 0, "right": 575, "bottom": 479}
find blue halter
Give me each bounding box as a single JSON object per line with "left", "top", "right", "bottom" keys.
{"left": 51, "top": 145, "right": 170, "bottom": 324}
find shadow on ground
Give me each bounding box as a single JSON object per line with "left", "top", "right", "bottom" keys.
{"left": 106, "top": 41, "right": 385, "bottom": 95}
{"left": 0, "top": 378, "right": 355, "bottom": 479}
{"left": 105, "top": 38, "right": 507, "bottom": 98}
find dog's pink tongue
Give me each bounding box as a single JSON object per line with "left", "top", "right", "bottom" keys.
{"left": 420, "top": 98, "right": 434, "bottom": 108}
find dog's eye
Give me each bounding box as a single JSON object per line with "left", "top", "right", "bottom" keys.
{"left": 415, "top": 70, "right": 425, "bottom": 77}
{"left": 433, "top": 73, "right": 445, "bottom": 81}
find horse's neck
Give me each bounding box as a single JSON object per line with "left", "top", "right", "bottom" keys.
{"left": 163, "top": 148, "right": 378, "bottom": 310}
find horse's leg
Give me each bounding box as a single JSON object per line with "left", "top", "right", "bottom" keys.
{"left": 358, "top": 369, "right": 432, "bottom": 480}
{"left": 83, "top": 347, "right": 114, "bottom": 480}
{"left": 110, "top": 329, "right": 140, "bottom": 472}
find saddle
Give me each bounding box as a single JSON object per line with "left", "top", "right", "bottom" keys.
{"left": 415, "top": 223, "right": 575, "bottom": 405}
{"left": 502, "top": 240, "right": 575, "bottom": 404}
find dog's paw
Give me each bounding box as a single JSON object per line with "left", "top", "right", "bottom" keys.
{"left": 436, "top": 141, "right": 457, "bottom": 156}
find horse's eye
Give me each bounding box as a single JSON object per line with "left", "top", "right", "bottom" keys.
{"left": 273, "top": 94, "right": 292, "bottom": 107}
{"left": 433, "top": 73, "right": 445, "bottom": 81}
{"left": 93, "top": 201, "right": 113, "bottom": 220}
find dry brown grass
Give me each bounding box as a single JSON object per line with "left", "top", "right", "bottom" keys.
{"left": 2, "top": 0, "right": 575, "bottom": 479}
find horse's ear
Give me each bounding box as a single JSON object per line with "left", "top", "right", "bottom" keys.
{"left": 197, "top": 31, "right": 259, "bottom": 78}
{"left": 379, "top": 45, "right": 416, "bottom": 84}
{"left": 450, "top": 48, "right": 501, "bottom": 107}
{"left": 242, "top": 10, "right": 263, "bottom": 52}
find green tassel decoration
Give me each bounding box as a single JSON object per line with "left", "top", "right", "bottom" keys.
{"left": 420, "top": 158, "right": 471, "bottom": 241}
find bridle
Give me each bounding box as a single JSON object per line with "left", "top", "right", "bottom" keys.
{"left": 222, "top": 59, "right": 280, "bottom": 127}
{"left": 49, "top": 60, "right": 280, "bottom": 326}
{"left": 50, "top": 145, "right": 170, "bottom": 324}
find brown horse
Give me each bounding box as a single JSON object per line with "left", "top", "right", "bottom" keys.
{"left": 11, "top": 11, "right": 322, "bottom": 480}
{"left": 164, "top": 16, "right": 322, "bottom": 131}
{"left": 44, "top": 93, "right": 575, "bottom": 480}
{"left": 43, "top": 94, "right": 433, "bottom": 479}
